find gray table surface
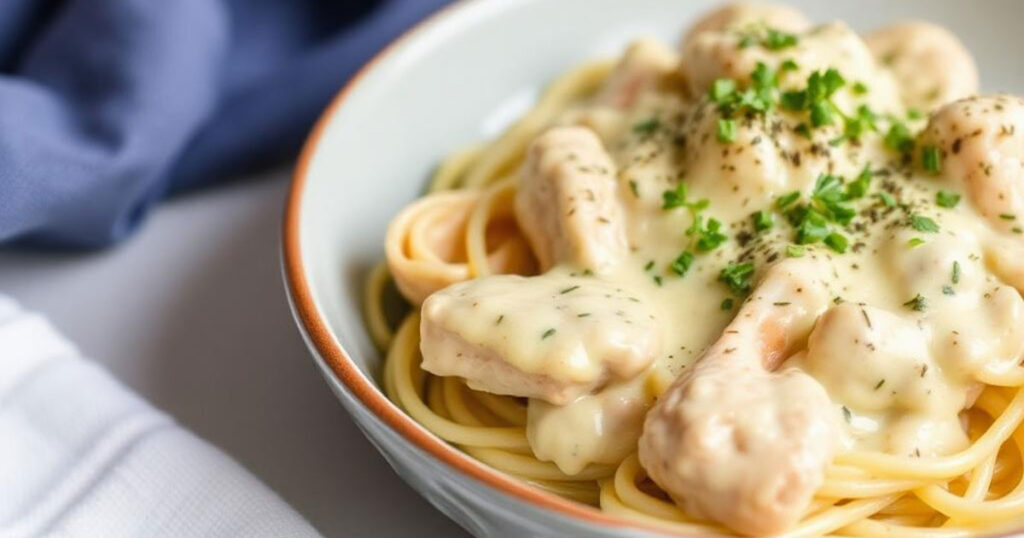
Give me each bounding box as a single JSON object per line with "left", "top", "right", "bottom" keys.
{"left": 0, "top": 170, "right": 468, "bottom": 538}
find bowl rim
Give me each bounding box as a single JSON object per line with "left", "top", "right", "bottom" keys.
{"left": 281, "top": 0, "right": 668, "bottom": 534}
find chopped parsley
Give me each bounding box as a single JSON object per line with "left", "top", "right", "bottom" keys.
{"left": 671, "top": 251, "right": 695, "bottom": 276}
{"left": 780, "top": 58, "right": 799, "bottom": 72}
{"left": 942, "top": 285, "right": 955, "bottom": 296}
{"left": 875, "top": 191, "right": 896, "bottom": 208}
{"left": 910, "top": 215, "right": 940, "bottom": 233}
{"left": 780, "top": 68, "right": 846, "bottom": 128}
{"left": 559, "top": 285, "right": 580, "bottom": 294}
{"left": 629, "top": 180, "right": 639, "bottom": 197}
{"left": 776, "top": 191, "right": 801, "bottom": 209}
{"left": 710, "top": 78, "right": 736, "bottom": 102}
{"left": 752, "top": 210, "right": 774, "bottom": 232}
{"left": 936, "top": 190, "right": 960, "bottom": 208}
{"left": 842, "top": 104, "right": 878, "bottom": 142}
{"left": 664, "top": 183, "right": 728, "bottom": 254}
{"left": 719, "top": 262, "right": 755, "bottom": 296}
{"left": 845, "top": 167, "right": 872, "bottom": 199}
{"left": 884, "top": 121, "right": 914, "bottom": 153}
{"left": 737, "top": 26, "right": 799, "bottom": 51}
{"left": 811, "top": 173, "right": 855, "bottom": 224}
{"left": 907, "top": 237, "right": 926, "bottom": 248}
{"left": 541, "top": 328, "right": 557, "bottom": 339}
{"left": 852, "top": 81, "right": 869, "bottom": 95}
{"left": 952, "top": 261, "right": 961, "bottom": 284}
{"left": 921, "top": 145, "right": 942, "bottom": 174}
{"left": 810, "top": 100, "right": 834, "bottom": 127}
{"left": 786, "top": 244, "right": 805, "bottom": 258}
{"left": 631, "top": 117, "right": 660, "bottom": 135}
{"left": 710, "top": 62, "right": 783, "bottom": 145}
{"left": 643, "top": 260, "right": 655, "bottom": 271}
{"left": 717, "top": 118, "right": 737, "bottom": 143}
{"left": 763, "top": 28, "right": 799, "bottom": 50}
{"left": 662, "top": 183, "right": 707, "bottom": 211}
{"left": 793, "top": 206, "right": 831, "bottom": 244}
{"left": 1000, "top": 213, "right": 1017, "bottom": 221}
{"left": 692, "top": 217, "right": 728, "bottom": 251}
{"left": 721, "top": 298, "right": 734, "bottom": 310}
{"left": 903, "top": 293, "right": 927, "bottom": 312}
{"left": 824, "top": 232, "right": 849, "bottom": 253}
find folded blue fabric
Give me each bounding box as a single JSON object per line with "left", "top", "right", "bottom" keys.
{"left": 0, "top": 0, "right": 450, "bottom": 247}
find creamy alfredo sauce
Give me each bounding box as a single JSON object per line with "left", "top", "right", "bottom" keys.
{"left": 412, "top": 6, "right": 1024, "bottom": 533}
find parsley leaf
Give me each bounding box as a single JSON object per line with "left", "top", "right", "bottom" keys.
{"left": 936, "top": 190, "right": 960, "bottom": 208}
{"left": 632, "top": 117, "right": 660, "bottom": 135}
{"left": 763, "top": 28, "right": 799, "bottom": 50}
{"left": 717, "top": 118, "right": 737, "bottom": 143}
{"left": 671, "top": 251, "right": 695, "bottom": 276}
{"left": 884, "top": 121, "right": 914, "bottom": 153}
{"left": 824, "top": 232, "right": 849, "bottom": 253}
{"left": 694, "top": 217, "right": 728, "bottom": 251}
{"left": 921, "top": 145, "right": 942, "bottom": 174}
{"left": 903, "top": 294, "right": 927, "bottom": 312}
{"left": 846, "top": 167, "right": 872, "bottom": 199}
{"left": 720, "top": 262, "right": 756, "bottom": 296}
{"left": 910, "top": 215, "right": 940, "bottom": 233}
{"left": 752, "top": 210, "right": 774, "bottom": 232}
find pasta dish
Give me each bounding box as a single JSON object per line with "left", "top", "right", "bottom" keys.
{"left": 365, "top": 2, "right": 1024, "bottom": 535}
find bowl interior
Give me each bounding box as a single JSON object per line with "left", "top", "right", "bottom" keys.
{"left": 295, "top": 0, "right": 1024, "bottom": 390}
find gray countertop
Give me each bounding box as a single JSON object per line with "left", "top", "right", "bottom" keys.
{"left": 0, "top": 171, "right": 467, "bottom": 537}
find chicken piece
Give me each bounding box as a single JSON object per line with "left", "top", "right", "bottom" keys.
{"left": 515, "top": 127, "right": 628, "bottom": 273}
{"left": 676, "top": 100, "right": 850, "bottom": 215}
{"left": 594, "top": 39, "right": 679, "bottom": 109}
{"left": 680, "top": 2, "right": 812, "bottom": 52}
{"left": 798, "top": 303, "right": 970, "bottom": 456}
{"left": 865, "top": 22, "right": 978, "bottom": 111}
{"left": 919, "top": 95, "right": 1024, "bottom": 231}
{"left": 881, "top": 229, "right": 1024, "bottom": 383}
{"left": 919, "top": 95, "right": 1024, "bottom": 289}
{"left": 639, "top": 259, "right": 840, "bottom": 536}
{"left": 527, "top": 376, "right": 652, "bottom": 474}
{"left": 419, "top": 272, "right": 659, "bottom": 405}
{"left": 681, "top": 22, "right": 903, "bottom": 114}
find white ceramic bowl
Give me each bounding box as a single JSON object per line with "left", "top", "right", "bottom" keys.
{"left": 283, "top": 1, "right": 1024, "bottom": 535}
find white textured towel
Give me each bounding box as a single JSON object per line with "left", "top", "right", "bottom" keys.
{"left": 0, "top": 297, "right": 318, "bottom": 537}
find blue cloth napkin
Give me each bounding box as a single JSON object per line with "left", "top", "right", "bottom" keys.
{"left": 0, "top": 0, "right": 450, "bottom": 248}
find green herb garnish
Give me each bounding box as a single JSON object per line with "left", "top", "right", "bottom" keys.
{"left": 632, "top": 117, "right": 660, "bottom": 135}
{"left": 910, "top": 215, "right": 940, "bottom": 233}
{"left": 824, "top": 232, "right": 849, "bottom": 253}
{"left": 717, "top": 118, "right": 737, "bottom": 143}
{"left": 922, "top": 145, "right": 942, "bottom": 174}
{"left": 671, "top": 251, "right": 695, "bottom": 276}
{"left": 720, "top": 262, "right": 756, "bottom": 296}
{"left": 936, "top": 190, "right": 960, "bottom": 208}
{"left": 903, "top": 294, "right": 927, "bottom": 312}
{"left": 752, "top": 210, "right": 774, "bottom": 232}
